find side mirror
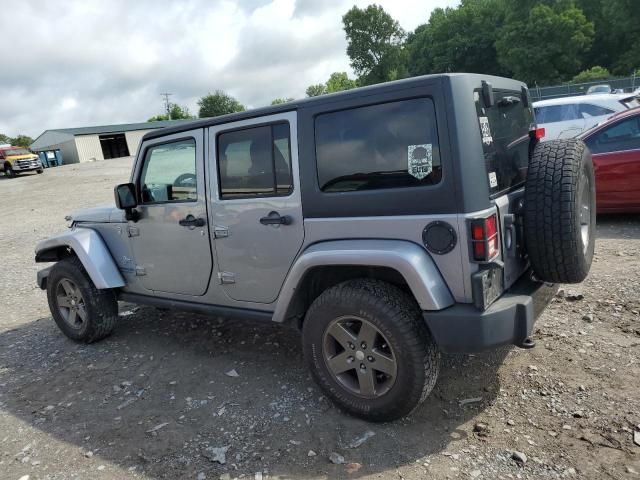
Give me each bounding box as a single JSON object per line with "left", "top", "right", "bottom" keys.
{"left": 114, "top": 183, "right": 139, "bottom": 221}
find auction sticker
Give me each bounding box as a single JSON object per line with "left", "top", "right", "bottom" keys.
{"left": 479, "top": 116, "right": 493, "bottom": 145}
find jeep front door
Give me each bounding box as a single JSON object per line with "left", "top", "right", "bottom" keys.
{"left": 130, "top": 129, "right": 213, "bottom": 296}
{"left": 208, "top": 112, "right": 304, "bottom": 304}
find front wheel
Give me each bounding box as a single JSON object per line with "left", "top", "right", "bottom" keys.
{"left": 47, "top": 256, "right": 118, "bottom": 343}
{"left": 302, "top": 279, "right": 440, "bottom": 422}
{"left": 4, "top": 164, "right": 15, "bottom": 178}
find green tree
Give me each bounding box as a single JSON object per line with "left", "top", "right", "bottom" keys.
{"left": 407, "top": 0, "right": 508, "bottom": 77}
{"left": 271, "top": 97, "right": 295, "bottom": 105}
{"left": 11, "top": 135, "right": 34, "bottom": 148}
{"left": 496, "top": 3, "right": 594, "bottom": 85}
{"left": 305, "top": 84, "right": 326, "bottom": 97}
{"left": 342, "top": 4, "right": 407, "bottom": 85}
{"left": 571, "top": 66, "right": 611, "bottom": 83}
{"left": 576, "top": 0, "right": 640, "bottom": 75}
{"left": 0, "top": 133, "right": 11, "bottom": 144}
{"left": 147, "top": 114, "right": 169, "bottom": 122}
{"left": 148, "top": 103, "right": 195, "bottom": 122}
{"left": 325, "top": 72, "right": 357, "bottom": 93}
{"left": 197, "top": 91, "right": 245, "bottom": 118}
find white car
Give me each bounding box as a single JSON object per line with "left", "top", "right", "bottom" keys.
{"left": 534, "top": 93, "right": 640, "bottom": 140}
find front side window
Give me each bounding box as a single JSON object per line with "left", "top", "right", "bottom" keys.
{"left": 586, "top": 116, "right": 640, "bottom": 154}
{"left": 217, "top": 123, "right": 292, "bottom": 199}
{"left": 140, "top": 138, "right": 197, "bottom": 203}
{"left": 315, "top": 98, "right": 441, "bottom": 192}
{"left": 534, "top": 104, "right": 580, "bottom": 124}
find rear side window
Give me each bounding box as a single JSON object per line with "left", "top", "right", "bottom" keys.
{"left": 578, "top": 103, "right": 614, "bottom": 118}
{"left": 217, "top": 123, "right": 292, "bottom": 199}
{"left": 476, "top": 89, "right": 533, "bottom": 195}
{"left": 315, "top": 98, "right": 441, "bottom": 192}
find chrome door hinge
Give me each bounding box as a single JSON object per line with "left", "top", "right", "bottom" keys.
{"left": 135, "top": 266, "right": 146, "bottom": 276}
{"left": 217, "top": 271, "right": 235, "bottom": 284}
{"left": 213, "top": 225, "right": 229, "bottom": 238}
{"left": 128, "top": 226, "right": 140, "bottom": 237}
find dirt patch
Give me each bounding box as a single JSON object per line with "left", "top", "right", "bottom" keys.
{"left": 0, "top": 161, "right": 639, "bottom": 479}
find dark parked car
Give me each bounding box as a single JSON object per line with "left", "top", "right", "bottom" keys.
{"left": 580, "top": 107, "right": 640, "bottom": 213}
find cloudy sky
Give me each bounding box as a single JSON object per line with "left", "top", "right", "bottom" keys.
{"left": 1, "top": 0, "right": 459, "bottom": 138}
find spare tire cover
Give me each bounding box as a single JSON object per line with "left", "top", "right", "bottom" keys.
{"left": 524, "top": 139, "right": 595, "bottom": 283}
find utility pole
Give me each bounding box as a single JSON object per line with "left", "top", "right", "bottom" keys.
{"left": 160, "top": 93, "right": 172, "bottom": 119}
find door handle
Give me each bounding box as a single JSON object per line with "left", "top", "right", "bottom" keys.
{"left": 259, "top": 211, "right": 292, "bottom": 226}
{"left": 179, "top": 215, "right": 206, "bottom": 227}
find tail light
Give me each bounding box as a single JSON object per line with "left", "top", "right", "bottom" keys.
{"left": 530, "top": 127, "right": 545, "bottom": 141}
{"left": 470, "top": 214, "right": 500, "bottom": 262}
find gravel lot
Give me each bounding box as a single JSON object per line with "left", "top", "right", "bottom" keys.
{"left": 1, "top": 159, "right": 639, "bottom": 480}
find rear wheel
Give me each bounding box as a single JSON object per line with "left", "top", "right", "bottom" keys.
{"left": 524, "top": 139, "right": 596, "bottom": 283}
{"left": 47, "top": 256, "right": 118, "bottom": 343}
{"left": 302, "top": 279, "right": 440, "bottom": 422}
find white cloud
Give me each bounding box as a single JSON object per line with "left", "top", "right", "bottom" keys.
{"left": 0, "top": 0, "right": 459, "bottom": 138}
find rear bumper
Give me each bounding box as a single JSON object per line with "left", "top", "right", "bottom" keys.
{"left": 423, "top": 272, "right": 558, "bottom": 353}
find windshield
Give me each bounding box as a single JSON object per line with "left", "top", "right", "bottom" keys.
{"left": 475, "top": 89, "right": 534, "bottom": 196}
{"left": 4, "top": 148, "right": 31, "bottom": 156}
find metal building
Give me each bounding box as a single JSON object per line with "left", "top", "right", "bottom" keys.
{"left": 30, "top": 120, "right": 190, "bottom": 164}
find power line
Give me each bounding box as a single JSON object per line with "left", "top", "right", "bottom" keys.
{"left": 160, "top": 93, "right": 172, "bottom": 119}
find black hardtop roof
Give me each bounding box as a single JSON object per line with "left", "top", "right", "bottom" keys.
{"left": 143, "top": 73, "right": 526, "bottom": 141}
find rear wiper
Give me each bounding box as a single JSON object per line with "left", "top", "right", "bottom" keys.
{"left": 498, "top": 96, "right": 521, "bottom": 107}
{"left": 322, "top": 170, "right": 409, "bottom": 190}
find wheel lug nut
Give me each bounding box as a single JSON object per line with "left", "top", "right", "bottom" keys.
{"left": 361, "top": 342, "right": 367, "bottom": 349}
{"left": 347, "top": 356, "right": 354, "bottom": 363}
{"left": 367, "top": 356, "right": 374, "bottom": 362}
{"left": 360, "top": 363, "right": 366, "bottom": 370}
{"left": 348, "top": 343, "right": 355, "bottom": 350}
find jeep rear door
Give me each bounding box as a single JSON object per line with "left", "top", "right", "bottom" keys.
{"left": 207, "top": 111, "right": 304, "bottom": 304}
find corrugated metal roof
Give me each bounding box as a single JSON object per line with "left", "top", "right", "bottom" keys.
{"left": 30, "top": 119, "right": 192, "bottom": 150}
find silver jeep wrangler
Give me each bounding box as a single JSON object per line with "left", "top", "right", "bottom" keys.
{"left": 36, "top": 74, "right": 595, "bottom": 421}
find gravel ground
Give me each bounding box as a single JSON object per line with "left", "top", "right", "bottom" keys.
{"left": 0, "top": 159, "right": 639, "bottom": 480}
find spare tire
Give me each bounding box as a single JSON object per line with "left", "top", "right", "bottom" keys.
{"left": 524, "top": 139, "right": 595, "bottom": 283}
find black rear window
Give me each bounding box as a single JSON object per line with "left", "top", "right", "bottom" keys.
{"left": 475, "top": 89, "right": 534, "bottom": 195}
{"left": 315, "top": 98, "right": 442, "bottom": 192}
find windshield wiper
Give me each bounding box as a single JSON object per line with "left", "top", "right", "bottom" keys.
{"left": 322, "top": 170, "right": 409, "bottom": 190}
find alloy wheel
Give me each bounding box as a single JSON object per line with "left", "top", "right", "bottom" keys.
{"left": 322, "top": 316, "right": 397, "bottom": 398}
{"left": 55, "top": 278, "right": 87, "bottom": 329}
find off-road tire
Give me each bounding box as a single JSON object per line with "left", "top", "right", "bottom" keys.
{"left": 47, "top": 256, "right": 118, "bottom": 343}
{"left": 302, "top": 279, "right": 440, "bottom": 422}
{"left": 524, "top": 139, "right": 596, "bottom": 283}
{"left": 37, "top": 168, "right": 44, "bottom": 174}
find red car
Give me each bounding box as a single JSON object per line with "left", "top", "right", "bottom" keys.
{"left": 580, "top": 106, "right": 640, "bottom": 213}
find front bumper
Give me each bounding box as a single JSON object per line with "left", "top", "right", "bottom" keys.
{"left": 423, "top": 271, "right": 558, "bottom": 353}
{"left": 37, "top": 266, "right": 52, "bottom": 289}
{"left": 13, "top": 159, "right": 42, "bottom": 171}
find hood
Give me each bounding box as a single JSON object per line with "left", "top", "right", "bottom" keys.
{"left": 70, "top": 205, "right": 125, "bottom": 224}
{"left": 7, "top": 154, "right": 38, "bottom": 160}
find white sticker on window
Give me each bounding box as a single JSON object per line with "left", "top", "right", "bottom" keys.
{"left": 407, "top": 144, "right": 433, "bottom": 180}
{"left": 479, "top": 116, "right": 493, "bottom": 145}
{"left": 488, "top": 171, "right": 498, "bottom": 188}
